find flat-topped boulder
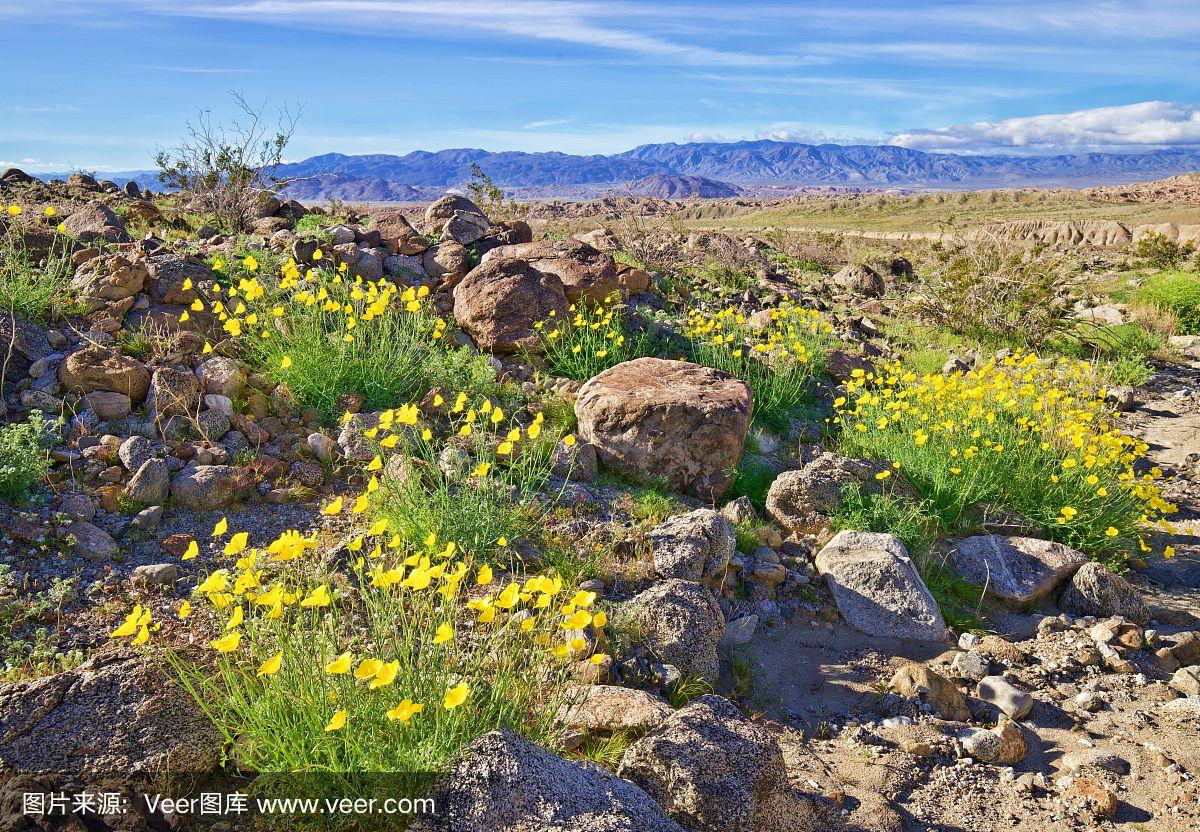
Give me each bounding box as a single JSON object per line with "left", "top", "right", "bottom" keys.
{"left": 575, "top": 358, "right": 752, "bottom": 501}
{"left": 482, "top": 238, "right": 620, "bottom": 303}
{"left": 948, "top": 535, "right": 1088, "bottom": 607}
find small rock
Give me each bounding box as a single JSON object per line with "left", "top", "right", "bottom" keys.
{"left": 976, "top": 676, "right": 1033, "bottom": 719}
{"left": 132, "top": 563, "right": 178, "bottom": 587}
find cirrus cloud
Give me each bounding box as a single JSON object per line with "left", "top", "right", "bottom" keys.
{"left": 889, "top": 101, "right": 1200, "bottom": 153}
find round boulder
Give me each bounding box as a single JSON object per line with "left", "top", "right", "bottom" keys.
{"left": 453, "top": 257, "right": 569, "bottom": 354}
{"left": 575, "top": 358, "right": 752, "bottom": 501}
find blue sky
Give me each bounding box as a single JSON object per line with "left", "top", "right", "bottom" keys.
{"left": 2, "top": 0, "right": 1199, "bottom": 172}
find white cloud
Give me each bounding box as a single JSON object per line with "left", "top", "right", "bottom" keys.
{"left": 889, "top": 101, "right": 1200, "bottom": 153}
{"left": 522, "top": 118, "right": 570, "bottom": 130}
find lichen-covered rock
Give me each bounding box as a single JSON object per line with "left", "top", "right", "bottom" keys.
{"left": 125, "top": 459, "right": 170, "bottom": 507}
{"left": 625, "top": 579, "right": 724, "bottom": 682}
{"left": 815, "top": 530, "right": 947, "bottom": 642}
{"left": 59, "top": 346, "right": 150, "bottom": 401}
{"left": 949, "top": 535, "right": 1088, "bottom": 607}
{"left": 148, "top": 366, "right": 201, "bottom": 417}
{"left": 618, "top": 695, "right": 841, "bottom": 832}
{"left": 70, "top": 253, "right": 147, "bottom": 306}
{"left": 1058, "top": 561, "right": 1149, "bottom": 624}
{"left": 67, "top": 520, "right": 119, "bottom": 561}
{"left": 481, "top": 239, "right": 620, "bottom": 303}
{"left": 0, "top": 650, "right": 220, "bottom": 775}
{"left": 765, "top": 448, "right": 917, "bottom": 534}
{"left": 195, "top": 356, "right": 247, "bottom": 399}
{"left": 410, "top": 728, "right": 683, "bottom": 832}
{"left": 648, "top": 508, "right": 735, "bottom": 587}
{"left": 575, "top": 358, "right": 752, "bottom": 501}
{"left": 453, "top": 257, "right": 570, "bottom": 354}
{"left": 556, "top": 685, "right": 674, "bottom": 735}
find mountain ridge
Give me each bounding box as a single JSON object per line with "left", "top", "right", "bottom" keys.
{"left": 35, "top": 140, "right": 1200, "bottom": 201}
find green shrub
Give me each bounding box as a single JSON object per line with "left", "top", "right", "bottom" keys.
{"left": 0, "top": 413, "right": 58, "bottom": 500}
{"left": 835, "top": 354, "right": 1174, "bottom": 565}
{"left": 1132, "top": 271, "right": 1200, "bottom": 335}
{"left": 1134, "top": 232, "right": 1195, "bottom": 269}
{"left": 726, "top": 456, "right": 776, "bottom": 513}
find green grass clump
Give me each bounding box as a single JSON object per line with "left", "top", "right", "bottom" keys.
{"left": 0, "top": 412, "right": 58, "bottom": 501}
{"left": 835, "top": 354, "right": 1174, "bottom": 566}
{"left": 374, "top": 399, "right": 562, "bottom": 560}
{"left": 1131, "top": 270, "right": 1200, "bottom": 335}
{"left": 538, "top": 296, "right": 658, "bottom": 381}
{"left": 1, "top": 220, "right": 77, "bottom": 322}
{"left": 684, "top": 304, "right": 833, "bottom": 431}
{"left": 726, "top": 456, "right": 776, "bottom": 513}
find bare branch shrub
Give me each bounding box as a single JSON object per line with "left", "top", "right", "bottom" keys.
{"left": 155, "top": 92, "right": 301, "bottom": 233}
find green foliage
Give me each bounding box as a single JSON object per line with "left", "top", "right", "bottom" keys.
{"left": 726, "top": 456, "right": 775, "bottom": 513}
{"left": 0, "top": 412, "right": 58, "bottom": 501}
{"left": 684, "top": 305, "right": 832, "bottom": 430}
{"left": 1132, "top": 271, "right": 1200, "bottom": 335}
{"left": 1, "top": 222, "right": 78, "bottom": 322}
{"left": 1134, "top": 231, "right": 1196, "bottom": 269}
{"left": 539, "top": 298, "right": 658, "bottom": 382}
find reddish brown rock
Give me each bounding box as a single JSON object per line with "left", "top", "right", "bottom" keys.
{"left": 59, "top": 347, "right": 150, "bottom": 401}
{"left": 482, "top": 239, "right": 620, "bottom": 303}
{"left": 575, "top": 358, "right": 752, "bottom": 500}
{"left": 453, "top": 258, "right": 570, "bottom": 354}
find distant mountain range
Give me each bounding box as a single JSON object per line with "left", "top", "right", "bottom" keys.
{"left": 49, "top": 140, "right": 1200, "bottom": 201}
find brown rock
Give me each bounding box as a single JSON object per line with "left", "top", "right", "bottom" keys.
{"left": 575, "top": 357, "right": 752, "bottom": 501}
{"left": 481, "top": 239, "right": 620, "bottom": 303}
{"left": 59, "top": 347, "right": 150, "bottom": 401}
{"left": 453, "top": 257, "right": 569, "bottom": 354}
{"left": 890, "top": 664, "right": 971, "bottom": 722}
{"left": 765, "top": 448, "right": 917, "bottom": 534}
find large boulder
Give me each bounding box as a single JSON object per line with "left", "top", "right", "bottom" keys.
{"left": 832, "top": 263, "right": 885, "bottom": 297}
{"left": 947, "top": 536, "right": 1088, "bottom": 607}
{"left": 0, "top": 650, "right": 221, "bottom": 775}
{"left": 70, "top": 253, "right": 147, "bottom": 306}
{"left": 453, "top": 257, "right": 570, "bottom": 354}
{"left": 59, "top": 346, "right": 150, "bottom": 401}
{"left": 1058, "top": 562, "right": 1149, "bottom": 624}
{"left": 410, "top": 729, "right": 684, "bottom": 832}
{"left": 619, "top": 695, "right": 840, "bottom": 832}
{"left": 575, "top": 358, "right": 752, "bottom": 501}
{"left": 423, "top": 194, "right": 490, "bottom": 244}
{"left": 59, "top": 200, "right": 130, "bottom": 243}
{"left": 765, "top": 448, "right": 918, "bottom": 534}
{"left": 145, "top": 254, "right": 212, "bottom": 305}
{"left": 481, "top": 239, "right": 620, "bottom": 303}
{"left": 648, "top": 508, "right": 735, "bottom": 587}
{"left": 625, "top": 579, "right": 724, "bottom": 682}
{"left": 371, "top": 209, "right": 430, "bottom": 255}
{"left": 170, "top": 464, "right": 253, "bottom": 510}
{"left": 814, "top": 530, "right": 947, "bottom": 642}
{"left": 423, "top": 241, "right": 471, "bottom": 288}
